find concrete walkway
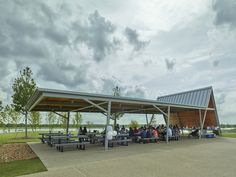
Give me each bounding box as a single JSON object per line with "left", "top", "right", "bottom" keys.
{"left": 22, "top": 138, "right": 236, "bottom": 177}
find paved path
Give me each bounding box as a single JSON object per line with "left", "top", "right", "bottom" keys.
{"left": 21, "top": 138, "right": 236, "bottom": 177}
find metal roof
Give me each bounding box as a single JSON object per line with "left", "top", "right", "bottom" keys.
{"left": 25, "top": 88, "right": 213, "bottom": 114}
{"left": 157, "top": 86, "right": 213, "bottom": 108}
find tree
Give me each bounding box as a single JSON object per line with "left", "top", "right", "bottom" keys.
{"left": 145, "top": 114, "right": 156, "bottom": 126}
{"left": 59, "top": 113, "right": 67, "bottom": 131}
{"left": 129, "top": 120, "right": 139, "bottom": 129}
{"left": 12, "top": 67, "right": 37, "bottom": 138}
{"left": 86, "top": 121, "right": 93, "bottom": 128}
{"left": 4, "top": 105, "right": 12, "bottom": 133}
{"left": 0, "top": 100, "right": 4, "bottom": 127}
{"left": 29, "top": 112, "right": 41, "bottom": 132}
{"left": 0, "top": 106, "right": 7, "bottom": 131}
{"left": 0, "top": 100, "right": 3, "bottom": 111}
{"left": 110, "top": 86, "right": 124, "bottom": 127}
{"left": 73, "top": 112, "right": 82, "bottom": 129}
{"left": 8, "top": 106, "right": 21, "bottom": 132}
{"left": 46, "top": 112, "right": 57, "bottom": 131}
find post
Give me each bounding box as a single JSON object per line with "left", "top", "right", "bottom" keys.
{"left": 145, "top": 114, "right": 148, "bottom": 125}
{"left": 199, "top": 109, "right": 202, "bottom": 139}
{"left": 25, "top": 112, "right": 28, "bottom": 138}
{"left": 201, "top": 109, "right": 208, "bottom": 138}
{"left": 105, "top": 101, "right": 111, "bottom": 151}
{"left": 66, "top": 112, "right": 70, "bottom": 135}
{"left": 166, "top": 106, "right": 170, "bottom": 143}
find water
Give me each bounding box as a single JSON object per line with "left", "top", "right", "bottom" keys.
{"left": 0, "top": 128, "right": 104, "bottom": 134}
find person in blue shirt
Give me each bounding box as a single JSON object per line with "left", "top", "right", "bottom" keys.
{"left": 141, "top": 128, "right": 147, "bottom": 138}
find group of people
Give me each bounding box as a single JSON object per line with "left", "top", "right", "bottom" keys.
{"left": 78, "top": 126, "right": 88, "bottom": 135}
{"left": 128, "top": 124, "right": 180, "bottom": 140}
{"left": 114, "top": 124, "right": 180, "bottom": 140}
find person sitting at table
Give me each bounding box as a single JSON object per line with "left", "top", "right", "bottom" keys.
{"left": 78, "top": 127, "right": 83, "bottom": 135}
{"left": 146, "top": 128, "right": 152, "bottom": 138}
{"left": 141, "top": 128, "right": 147, "bottom": 138}
{"left": 82, "top": 126, "right": 87, "bottom": 135}
{"left": 115, "top": 124, "right": 120, "bottom": 133}
{"left": 133, "top": 127, "right": 139, "bottom": 134}
{"left": 152, "top": 127, "right": 158, "bottom": 138}
{"left": 121, "top": 125, "right": 126, "bottom": 133}
{"left": 129, "top": 127, "right": 134, "bottom": 137}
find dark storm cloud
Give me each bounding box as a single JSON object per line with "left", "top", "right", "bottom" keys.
{"left": 213, "top": 0, "right": 236, "bottom": 28}
{"left": 0, "top": 0, "right": 70, "bottom": 60}
{"left": 44, "top": 28, "right": 69, "bottom": 45}
{"left": 0, "top": 60, "right": 10, "bottom": 78}
{"left": 37, "top": 61, "right": 88, "bottom": 88}
{"left": 165, "top": 58, "right": 176, "bottom": 70}
{"left": 74, "top": 10, "right": 120, "bottom": 62}
{"left": 213, "top": 60, "right": 220, "bottom": 67}
{"left": 124, "top": 27, "right": 149, "bottom": 51}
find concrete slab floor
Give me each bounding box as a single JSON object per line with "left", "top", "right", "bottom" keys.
{"left": 21, "top": 138, "right": 236, "bottom": 177}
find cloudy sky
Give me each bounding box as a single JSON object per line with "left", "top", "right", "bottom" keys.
{"left": 0, "top": 0, "right": 236, "bottom": 124}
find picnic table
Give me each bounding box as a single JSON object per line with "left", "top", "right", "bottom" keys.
{"left": 50, "top": 135, "right": 88, "bottom": 146}
{"left": 106, "top": 133, "right": 131, "bottom": 147}
{"left": 52, "top": 135, "right": 90, "bottom": 152}
{"left": 39, "top": 132, "right": 64, "bottom": 144}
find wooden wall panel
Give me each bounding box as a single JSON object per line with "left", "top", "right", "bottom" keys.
{"left": 169, "top": 110, "right": 217, "bottom": 128}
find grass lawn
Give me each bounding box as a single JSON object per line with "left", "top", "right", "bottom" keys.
{"left": 0, "top": 132, "right": 41, "bottom": 144}
{"left": 221, "top": 133, "right": 236, "bottom": 138}
{"left": 0, "top": 130, "right": 78, "bottom": 144}
{"left": 0, "top": 158, "right": 47, "bottom": 177}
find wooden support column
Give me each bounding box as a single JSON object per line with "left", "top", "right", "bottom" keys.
{"left": 105, "top": 101, "right": 111, "bottom": 151}
{"left": 66, "top": 112, "right": 70, "bottom": 135}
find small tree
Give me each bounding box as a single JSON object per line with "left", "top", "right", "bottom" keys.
{"left": 0, "top": 100, "right": 4, "bottom": 127}
{"left": 0, "top": 100, "right": 3, "bottom": 111}
{"left": 146, "top": 114, "right": 156, "bottom": 126}
{"left": 86, "top": 121, "right": 93, "bottom": 128}
{"left": 59, "top": 113, "right": 67, "bottom": 131}
{"left": 73, "top": 112, "right": 82, "bottom": 130}
{"left": 12, "top": 67, "right": 37, "bottom": 138}
{"left": 0, "top": 106, "right": 8, "bottom": 132}
{"left": 4, "top": 105, "right": 12, "bottom": 133}
{"left": 29, "top": 112, "right": 41, "bottom": 132}
{"left": 110, "top": 86, "right": 124, "bottom": 127}
{"left": 46, "top": 112, "right": 57, "bottom": 131}
{"left": 8, "top": 106, "right": 21, "bottom": 132}
{"left": 129, "top": 120, "right": 139, "bottom": 129}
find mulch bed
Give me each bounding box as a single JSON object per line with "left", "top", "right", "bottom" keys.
{"left": 0, "top": 143, "right": 37, "bottom": 163}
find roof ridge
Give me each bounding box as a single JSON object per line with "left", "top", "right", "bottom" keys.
{"left": 157, "top": 86, "right": 213, "bottom": 99}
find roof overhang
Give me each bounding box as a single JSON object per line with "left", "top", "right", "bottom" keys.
{"left": 25, "top": 88, "right": 214, "bottom": 114}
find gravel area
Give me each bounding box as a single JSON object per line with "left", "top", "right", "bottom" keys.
{"left": 0, "top": 143, "right": 37, "bottom": 163}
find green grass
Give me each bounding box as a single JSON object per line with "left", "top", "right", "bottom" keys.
{"left": 221, "top": 133, "right": 236, "bottom": 138}
{"left": 0, "top": 130, "right": 78, "bottom": 144}
{"left": 0, "top": 158, "right": 47, "bottom": 177}
{"left": 0, "top": 132, "right": 41, "bottom": 144}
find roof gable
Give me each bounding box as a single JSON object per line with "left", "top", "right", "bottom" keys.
{"left": 157, "top": 86, "right": 213, "bottom": 108}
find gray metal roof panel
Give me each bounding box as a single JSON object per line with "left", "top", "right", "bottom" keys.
{"left": 157, "top": 86, "right": 213, "bottom": 108}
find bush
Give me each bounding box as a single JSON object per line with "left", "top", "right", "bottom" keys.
{"left": 129, "top": 120, "right": 139, "bottom": 129}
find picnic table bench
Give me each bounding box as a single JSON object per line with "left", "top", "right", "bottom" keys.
{"left": 49, "top": 135, "right": 89, "bottom": 147}
{"left": 139, "top": 137, "right": 159, "bottom": 143}
{"left": 55, "top": 141, "right": 90, "bottom": 152}
{"left": 108, "top": 139, "right": 132, "bottom": 147}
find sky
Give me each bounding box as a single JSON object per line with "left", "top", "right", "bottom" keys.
{"left": 0, "top": 0, "right": 236, "bottom": 124}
